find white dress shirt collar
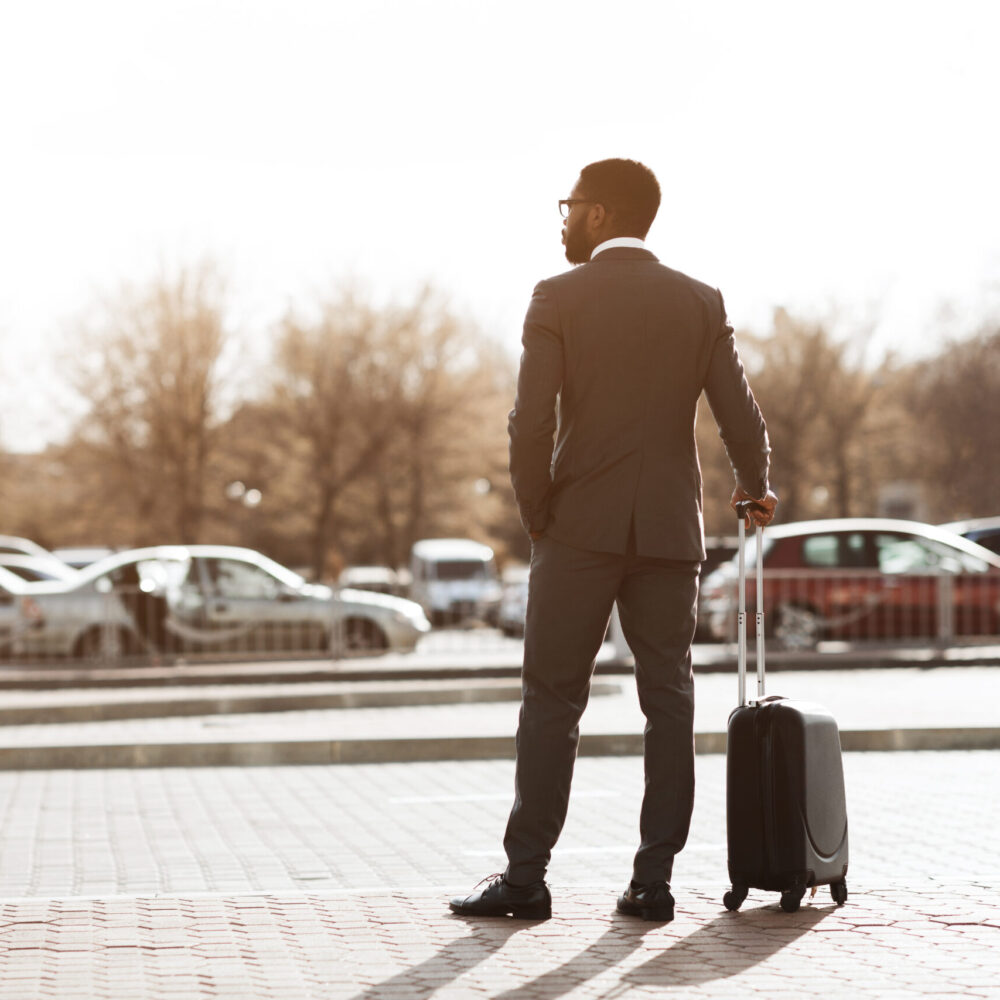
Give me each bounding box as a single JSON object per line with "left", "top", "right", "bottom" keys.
{"left": 590, "top": 236, "right": 646, "bottom": 260}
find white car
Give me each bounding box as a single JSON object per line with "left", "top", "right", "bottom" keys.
{"left": 0, "top": 565, "right": 32, "bottom": 657}
{"left": 409, "top": 538, "right": 503, "bottom": 626}
{"left": 10, "top": 545, "right": 431, "bottom": 662}
{"left": 498, "top": 564, "right": 530, "bottom": 637}
{"left": 0, "top": 554, "right": 80, "bottom": 584}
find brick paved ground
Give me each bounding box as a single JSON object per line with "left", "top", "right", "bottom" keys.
{"left": 1, "top": 751, "right": 999, "bottom": 997}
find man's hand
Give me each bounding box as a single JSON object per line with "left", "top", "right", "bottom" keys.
{"left": 730, "top": 487, "right": 778, "bottom": 528}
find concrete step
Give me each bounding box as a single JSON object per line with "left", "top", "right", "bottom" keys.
{"left": 0, "top": 665, "right": 998, "bottom": 768}
{"left": 0, "top": 678, "right": 621, "bottom": 725}
{"left": 1, "top": 726, "right": 999, "bottom": 769}
{"left": 1, "top": 641, "right": 998, "bottom": 689}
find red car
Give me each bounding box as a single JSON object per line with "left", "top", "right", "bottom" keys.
{"left": 699, "top": 518, "right": 1000, "bottom": 649}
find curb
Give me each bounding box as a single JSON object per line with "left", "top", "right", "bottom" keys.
{"left": 1, "top": 649, "right": 998, "bottom": 690}
{"left": 1, "top": 727, "right": 998, "bottom": 769}
{"left": 0, "top": 680, "right": 622, "bottom": 726}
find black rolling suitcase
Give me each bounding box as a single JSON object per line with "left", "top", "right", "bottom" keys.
{"left": 723, "top": 503, "right": 849, "bottom": 913}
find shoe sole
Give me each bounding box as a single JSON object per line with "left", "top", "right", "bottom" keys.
{"left": 449, "top": 903, "right": 551, "bottom": 920}
{"left": 616, "top": 900, "right": 674, "bottom": 922}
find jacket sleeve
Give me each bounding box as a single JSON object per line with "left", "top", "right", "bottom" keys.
{"left": 507, "top": 280, "right": 563, "bottom": 534}
{"left": 703, "top": 291, "right": 771, "bottom": 499}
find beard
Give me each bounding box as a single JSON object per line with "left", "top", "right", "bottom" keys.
{"left": 563, "top": 221, "right": 594, "bottom": 265}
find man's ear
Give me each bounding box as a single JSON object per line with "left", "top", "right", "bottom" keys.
{"left": 589, "top": 203, "right": 606, "bottom": 229}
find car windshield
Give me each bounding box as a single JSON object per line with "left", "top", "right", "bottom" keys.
{"left": 889, "top": 535, "right": 992, "bottom": 574}
{"left": 434, "top": 560, "right": 490, "bottom": 581}
{"left": 245, "top": 553, "right": 306, "bottom": 589}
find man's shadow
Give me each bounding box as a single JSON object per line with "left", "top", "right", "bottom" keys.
{"left": 346, "top": 915, "right": 526, "bottom": 1000}
{"left": 494, "top": 900, "right": 832, "bottom": 1000}
{"left": 348, "top": 901, "right": 832, "bottom": 1000}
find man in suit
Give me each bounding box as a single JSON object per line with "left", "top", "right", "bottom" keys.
{"left": 450, "top": 158, "right": 777, "bottom": 922}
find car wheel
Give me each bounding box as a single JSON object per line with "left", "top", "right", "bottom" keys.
{"left": 341, "top": 617, "right": 389, "bottom": 654}
{"left": 74, "top": 625, "right": 133, "bottom": 665}
{"left": 773, "top": 603, "right": 822, "bottom": 651}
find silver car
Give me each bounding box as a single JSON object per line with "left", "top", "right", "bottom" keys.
{"left": 12, "top": 545, "right": 431, "bottom": 662}
{"left": 0, "top": 565, "right": 33, "bottom": 657}
{"left": 0, "top": 554, "right": 80, "bottom": 584}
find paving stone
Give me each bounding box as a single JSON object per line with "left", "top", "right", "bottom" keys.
{"left": 0, "top": 753, "right": 998, "bottom": 997}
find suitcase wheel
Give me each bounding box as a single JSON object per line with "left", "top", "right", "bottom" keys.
{"left": 830, "top": 880, "right": 848, "bottom": 906}
{"left": 723, "top": 886, "right": 747, "bottom": 912}
{"left": 780, "top": 889, "right": 804, "bottom": 913}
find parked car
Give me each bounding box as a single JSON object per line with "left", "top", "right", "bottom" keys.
{"left": 498, "top": 564, "right": 530, "bottom": 637}
{"left": 693, "top": 535, "right": 740, "bottom": 642}
{"left": 0, "top": 535, "right": 75, "bottom": 577}
{"left": 0, "top": 535, "right": 56, "bottom": 559}
{"left": 409, "top": 539, "right": 503, "bottom": 626}
{"left": 9, "top": 545, "right": 431, "bottom": 662}
{"left": 939, "top": 517, "right": 1000, "bottom": 558}
{"left": 52, "top": 546, "right": 118, "bottom": 569}
{"left": 0, "top": 554, "right": 80, "bottom": 584}
{"left": 699, "top": 518, "right": 1000, "bottom": 649}
{"left": 337, "top": 565, "right": 410, "bottom": 598}
{"left": 0, "top": 565, "right": 30, "bottom": 657}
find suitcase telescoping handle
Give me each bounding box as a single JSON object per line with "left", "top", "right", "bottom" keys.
{"left": 736, "top": 501, "right": 767, "bottom": 707}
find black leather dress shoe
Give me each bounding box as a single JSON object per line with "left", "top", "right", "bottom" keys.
{"left": 449, "top": 874, "right": 552, "bottom": 920}
{"left": 616, "top": 880, "right": 675, "bottom": 922}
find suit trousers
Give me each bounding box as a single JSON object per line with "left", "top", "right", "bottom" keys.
{"left": 503, "top": 534, "right": 700, "bottom": 887}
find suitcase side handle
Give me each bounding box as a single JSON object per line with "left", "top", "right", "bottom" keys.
{"left": 736, "top": 504, "right": 766, "bottom": 707}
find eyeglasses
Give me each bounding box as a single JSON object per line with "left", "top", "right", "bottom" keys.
{"left": 558, "top": 198, "right": 592, "bottom": 219}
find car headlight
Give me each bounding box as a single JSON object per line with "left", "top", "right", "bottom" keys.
{"left": 392, "top": 608, "right": 429, "bottom": 628}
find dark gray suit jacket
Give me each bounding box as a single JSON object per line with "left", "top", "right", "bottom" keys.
{"left": 508, "top": 247, "right": 770, "bottom": 560}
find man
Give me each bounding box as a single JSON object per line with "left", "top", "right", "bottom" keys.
{"left": 450, "top": 158, "right": 776, "bottom": 922}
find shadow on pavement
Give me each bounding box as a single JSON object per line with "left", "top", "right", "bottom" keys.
{"left": 613, "top": 902, "right": 831, "bottom": 993}
{"left": 347, "top": 916, "right": 527, "bottom": 1000}
{"left": 497, "top": 901, "right": 832, "bottom": 1000}
{"left": 347, "top": 900, "right": 832, "bottom": 1000}
{"left": 493, "top": 915, "right": 660, "bottom": 1000}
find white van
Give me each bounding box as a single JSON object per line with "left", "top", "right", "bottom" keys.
{"left": 409, "top": 538, "right": 503, "bottom": 626}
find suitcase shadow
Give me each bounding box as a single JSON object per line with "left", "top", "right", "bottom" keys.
{"left": 616, "top": 901, "right": 833, "bottom": 991}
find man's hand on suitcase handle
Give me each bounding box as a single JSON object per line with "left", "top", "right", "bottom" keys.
{"left": 731, "top": 487, "right": 778, "bottom": 528}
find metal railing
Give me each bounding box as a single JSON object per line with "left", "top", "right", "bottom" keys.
{"left": 0, "top": 585, "right": 532, "bottom": 668}
{"left": 4, "top": 570, "right": 998, "bottom": 668}
{"left": 709, "top": 569, "right": 1000, "bottom": 649}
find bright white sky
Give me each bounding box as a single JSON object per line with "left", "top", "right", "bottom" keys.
{"left": 2, "top": 0, "right": 999, "bottom": 451}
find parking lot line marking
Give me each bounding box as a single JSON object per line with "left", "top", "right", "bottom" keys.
{"left": 390, "top": 789, "right": 621, "bottom": 803}
{"left": 462, "top": 843, "right": 727, "bottom": 856}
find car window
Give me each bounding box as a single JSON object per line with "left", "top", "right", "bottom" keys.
{"left": 968, "top": 530, "right": 1000, "bottom": 556}
{"left": 204, "top": 558, "right": 281, "bottom": 600}
{"left": 802, "top": 535, "right": 839, "bottom": 567}
{"left": 801, "top": 532, "right": 870, "bottom": 569}
{"left": 435, "top": 560, "right": 487, "bottom": 581}
{"left": 875, "top": 535, "right": 942, "bottom": 574}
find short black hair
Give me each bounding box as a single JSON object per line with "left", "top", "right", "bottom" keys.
{"left": 578, "top": 158, "right": 661, "bottom": 237}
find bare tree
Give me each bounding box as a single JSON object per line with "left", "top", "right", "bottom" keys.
{"left": 902, "top": 326, "right": 1000, "bottom": 520}
{"left": 696, "top": 309, "right": 893, "bottom": 531}
{"left": 270, "top": 288, "right": 403, "bottom": 578}
{"left": 367, "top": 291, "right": 515, "bottom": 565}
{"left": 65, "top": 263, "right": 231, "bottom": 543}
{"left": 268, "top": 285, "right": 516, "bottom": 576}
